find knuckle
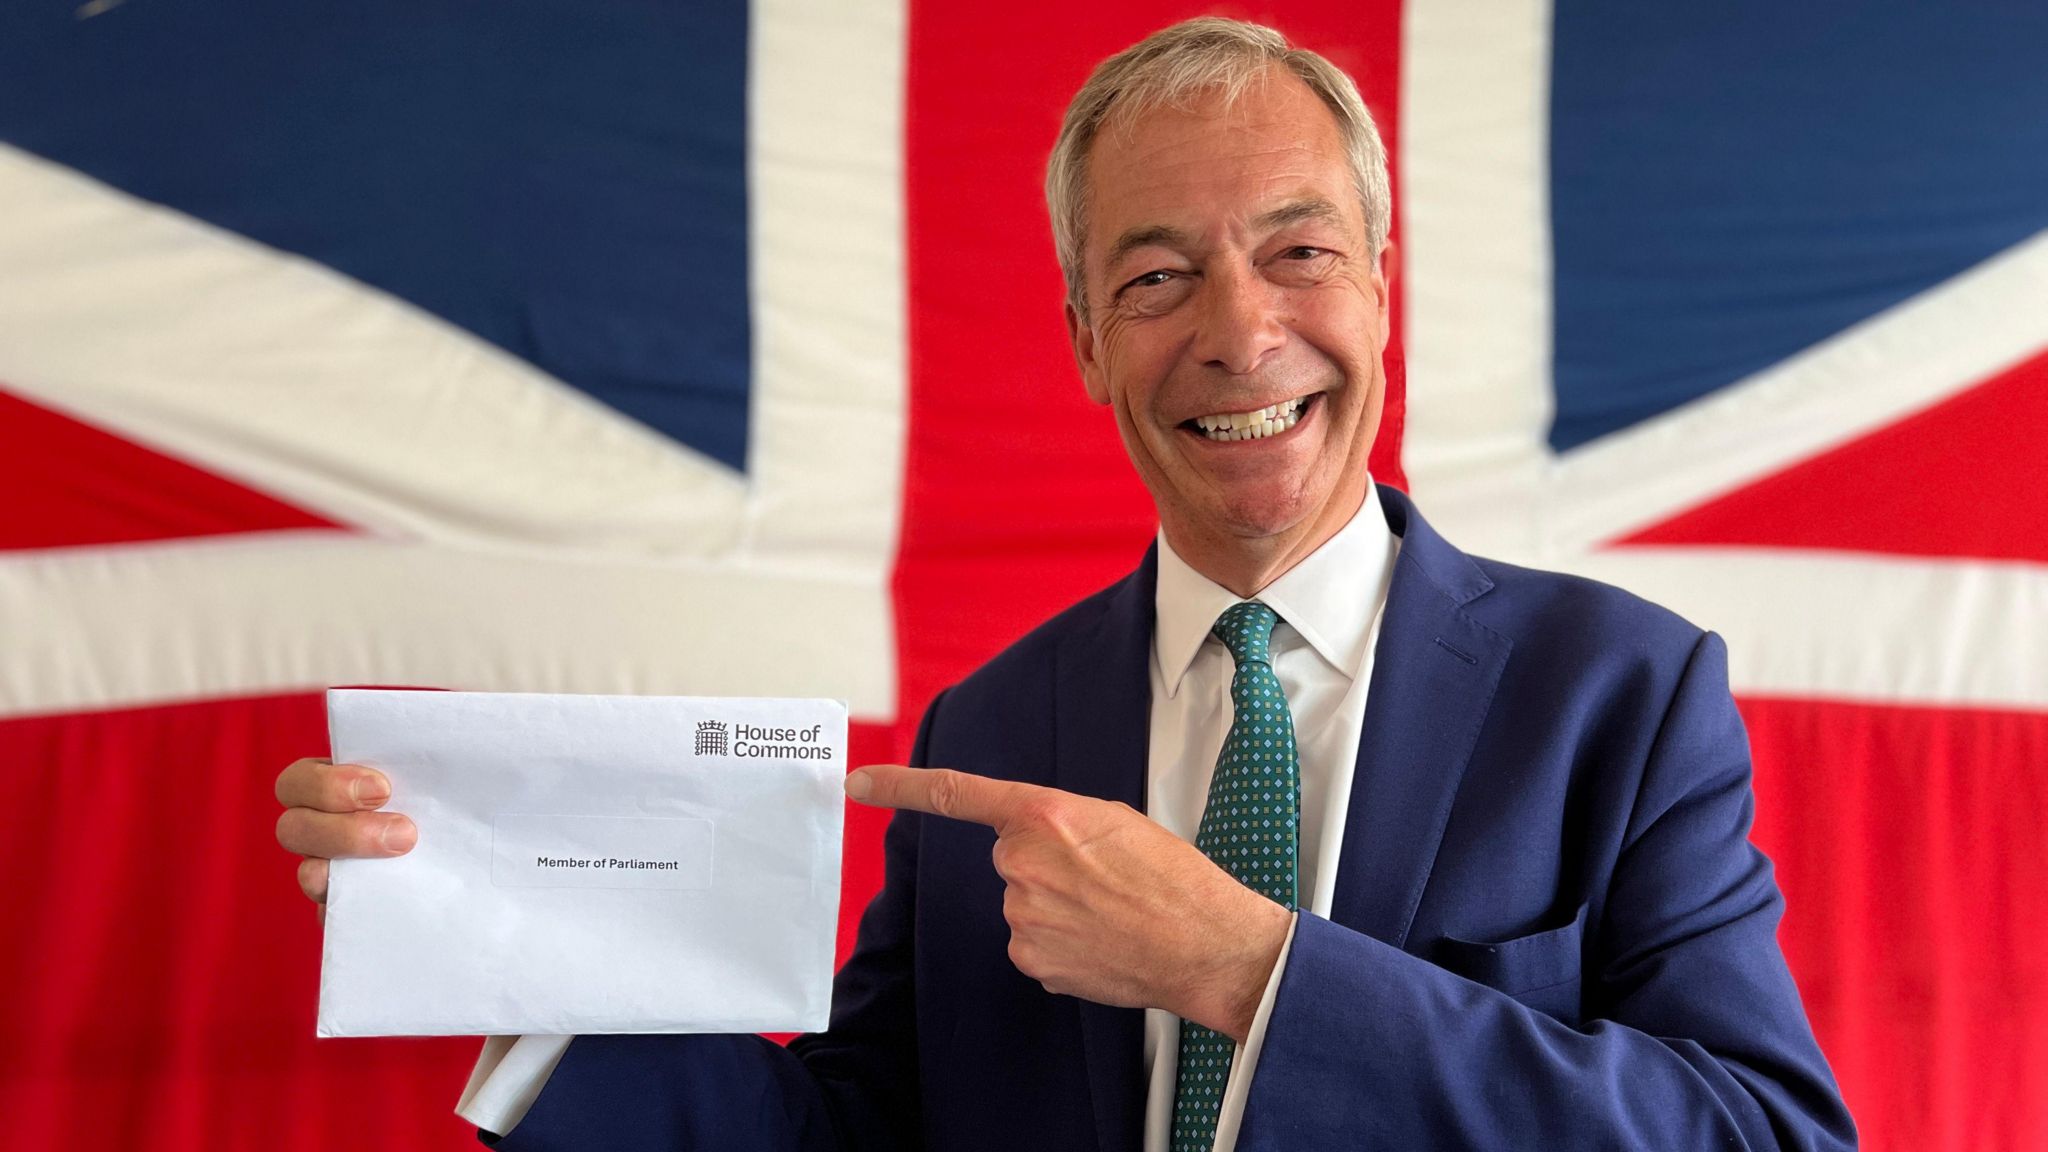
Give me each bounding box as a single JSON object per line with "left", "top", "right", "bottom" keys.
{"left": 1014, "top": 793, "right": 1051, "bottom": 823}
{"left": 926, "top": 771, "right": 964, "bottom": 818}
{"left": 1001, "top": 853, "right": 1038, "bottom": 888}
{"left": 277, "top": 808, "right": 381, "bottom": 858}
{"left": 280, "top": 757, "right": 358, "bottom": 812}
{"left": 1001, "top": 887, "right": 1042, "bottom": 931}
{"left": 1020, "top": 793, "right": 1069, "bottom": 831}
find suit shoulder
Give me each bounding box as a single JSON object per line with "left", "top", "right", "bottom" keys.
{"left": 1465, "top": 553, "right": 1707, "bottom": 670}
{"left": 1457, "top": 554, "right": 1740, "bottom": 811}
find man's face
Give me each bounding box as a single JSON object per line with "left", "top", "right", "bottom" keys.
{"left": 1067, "top": 71, "right": 1388, "bottom": 566}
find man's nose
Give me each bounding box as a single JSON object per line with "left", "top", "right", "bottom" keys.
{"left": 1192, "top": 263, "right": 1286, "bottom": 376}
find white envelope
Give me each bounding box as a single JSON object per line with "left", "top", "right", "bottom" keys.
{"left": 316, "top": 689, "right": 845, "bottom": 1038}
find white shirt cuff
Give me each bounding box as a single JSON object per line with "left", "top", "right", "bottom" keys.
{"left": 456, "top": 1035, "right": 574, "bottom": 1136}
{"left": 1211, "top": 910, "right": 1299, "bottom": 1152}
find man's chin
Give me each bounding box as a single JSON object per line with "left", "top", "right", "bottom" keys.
{"left": 1204, "top": 491, "right": 1325, "bottom": 546}
{"left": 1196, "top": 468, "right": 1374, "bottom": 546}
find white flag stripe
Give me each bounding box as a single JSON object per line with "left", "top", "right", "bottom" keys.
{"left": 1569, "top": 549, "right": 2048, "bottom": 710}
{"left": 746, "top": 0, "right": 907, "bottom": 568}
{"left": 4, "top": 532, "right": 2031, "bottom": 713}
{"left": 0, "top": 533, "right": 893, "bottom": 720}
{"left": 1399, "top": 0, "right": 1557, "bottom": 561}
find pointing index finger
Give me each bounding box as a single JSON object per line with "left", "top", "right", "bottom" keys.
{"left": 846, "top": 764, "right": 1043, "bottom": 833}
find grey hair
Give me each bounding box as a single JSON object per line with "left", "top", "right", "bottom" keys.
{"left": 1045, "top": 17, "right": 1391, "bottom": 321}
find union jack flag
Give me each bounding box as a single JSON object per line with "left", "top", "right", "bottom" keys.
{"left": 0, "top": 2, "right": 2040, "bottom": 1150}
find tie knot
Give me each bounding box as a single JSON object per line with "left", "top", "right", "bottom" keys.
{"left": 1211, "top": 600, "right": 1280, "bottom": 666}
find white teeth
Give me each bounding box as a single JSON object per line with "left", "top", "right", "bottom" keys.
{"left": 1194, "top": 396, "right": 1307, "bottom": 441}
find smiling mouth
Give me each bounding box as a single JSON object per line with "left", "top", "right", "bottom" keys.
{"left": 1182, "top": 394, "right": 1313, "bottom": 442}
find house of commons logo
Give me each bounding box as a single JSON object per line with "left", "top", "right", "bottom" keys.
{"left": 694, "top": 720, "right": 729, "bottom": 757}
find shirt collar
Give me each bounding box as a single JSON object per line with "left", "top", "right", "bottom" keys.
{"left": 1153, "top": 479, "right": 1397, "bottom": 698}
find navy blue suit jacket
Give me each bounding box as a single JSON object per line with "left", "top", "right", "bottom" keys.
{"left": 486, "top": 487, "right": 1856, "bottom": 1150}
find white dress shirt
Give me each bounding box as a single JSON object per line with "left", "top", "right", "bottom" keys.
{"left": 1140, "top": 481, "right": 1397, "bottom": 1152}
{"left": 459, "top": 482, "right": 1399, "bottom": 1147}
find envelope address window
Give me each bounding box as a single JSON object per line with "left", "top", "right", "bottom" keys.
{"left": 491, "top": 813, "right": 715, "bottom": 890}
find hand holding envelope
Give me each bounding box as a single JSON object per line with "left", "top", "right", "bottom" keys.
{"left": 309, "top": 690, "right": 846, "bottom": 1038}
{"left": 841, "top": 763, "right": 1292, "bottom": 1045}
{"left": 287, "top": 691, "right": 1278, "bottom": 1048}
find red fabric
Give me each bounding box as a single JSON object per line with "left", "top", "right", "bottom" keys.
{"left": 1621, "top": 348, "right": 2048, "bottom": 563}
{"left": 1745, "top": 697, "right": 2048, "bottom": 1150}
{"left": 0, "top": 386, "right": 340, "bottom": 551}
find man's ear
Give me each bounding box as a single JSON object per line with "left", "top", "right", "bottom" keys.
{"left": 1065, "top": 300, "right": 1111, "bottom": 406}
{"left": 1372, "top": 240, "right": 1398, "bottom": 355}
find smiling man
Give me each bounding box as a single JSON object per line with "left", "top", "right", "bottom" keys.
{"left": 275, "top": 18, "right": 1856, "bottom": 1150}
{"left": 1064, "top": 60, "right": 1389, "bottom": 601}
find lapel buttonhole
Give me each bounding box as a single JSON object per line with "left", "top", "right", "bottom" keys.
{"left": 1433, "top": 636, "right": 1479, "bottom": 665}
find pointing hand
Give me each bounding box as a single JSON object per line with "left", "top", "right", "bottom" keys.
{"left": 845, "top": 764, "right": 1290, "bottom": 1041}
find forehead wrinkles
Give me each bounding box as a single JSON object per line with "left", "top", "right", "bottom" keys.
{"left": 1084, "top": 91, "right": 1352, "bottom": 262}
{"left": 1101, "top": 101, "right": 1328, "bottom": 190}
{"left": 1092, "top": 163, "right": 1353, "bottom": 283}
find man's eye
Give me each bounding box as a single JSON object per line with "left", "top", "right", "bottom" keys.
{"left": 1123, "top": 270, "right": 1174, "bottom": 291}
{"left": 1282, "top": 246, "right": 1327, "bottom": 260}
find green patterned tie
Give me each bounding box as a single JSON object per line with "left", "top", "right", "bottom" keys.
{"left": 1169, "top": 600, "right": 1300, "bottom": 1152}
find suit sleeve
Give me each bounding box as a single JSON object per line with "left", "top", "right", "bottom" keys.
{"left": 1237, "top": 633, "right": 1857, "bottom": 1151}
{"left": 479, "top": 692, "right": 945, "bottom": 1151}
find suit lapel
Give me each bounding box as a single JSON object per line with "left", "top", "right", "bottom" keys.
{"left": 1042, "top": 492, "right": 1511, "bottom": 1145}
{"left": 1331, "top": 488, "right": 1512, "bottom": 949}
{"left": 1053, "top": 547, "right": 1155, "bottom": 1152}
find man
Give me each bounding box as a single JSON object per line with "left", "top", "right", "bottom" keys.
{"left": 275, "top": 18, "right": 1856, "bottom": 1150}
